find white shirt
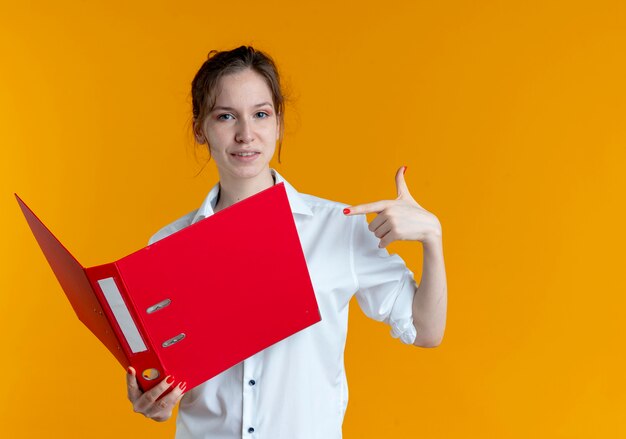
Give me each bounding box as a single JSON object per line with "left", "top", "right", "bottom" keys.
{"left": 148, "top": 169, "right": 418, "bottom": 439}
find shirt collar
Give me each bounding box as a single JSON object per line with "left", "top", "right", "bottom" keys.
{"left": 191, "top": 168, "right": 313, "bottom": 224}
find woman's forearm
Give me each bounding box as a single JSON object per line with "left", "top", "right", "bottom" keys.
{"left": 412, "top": 236, "right": 448, "bottom": 347}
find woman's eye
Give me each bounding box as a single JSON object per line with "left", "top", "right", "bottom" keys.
{"left": 255, "top": 111, "right": 269, "bottom": 118}
{"left": 218, "top": 113, "right": 234, "bottom": 121}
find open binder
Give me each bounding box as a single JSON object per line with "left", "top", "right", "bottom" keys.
{"left": 15, "top": 183, "right": 321, "bottom": 392}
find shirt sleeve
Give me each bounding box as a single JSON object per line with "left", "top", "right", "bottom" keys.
{"left": 350, "top": 214, "right": 418, "bottom": 345}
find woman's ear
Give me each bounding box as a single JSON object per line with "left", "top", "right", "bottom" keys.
{"left": 193, "top": 120, "right": 207, "bottom": 144}
{"left": 276, "top": 116, "right": 282, "bottom": 139}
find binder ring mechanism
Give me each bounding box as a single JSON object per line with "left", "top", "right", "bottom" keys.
{"left": 162, "top": 333, "right": 186, "bottom": 348}
{"left": 146, "top": 298, "right": 172, "bottom": 314}
{"left": 141, "top": 299, "right": 185, "bottom": 381}
{"left": 145, "top": 298, "right": 186, "bottom": 347}
{"left": 146, "top": 298, "right": 186, "bottom": 347}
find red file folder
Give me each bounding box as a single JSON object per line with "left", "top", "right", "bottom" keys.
{"left": 15, "top": 183, "right": 321, "bottom": 392}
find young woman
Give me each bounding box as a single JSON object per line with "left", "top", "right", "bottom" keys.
{"left": 126, "top": 46, "right": 447, "bottom": 439}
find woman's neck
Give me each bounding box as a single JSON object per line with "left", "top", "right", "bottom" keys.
{"left": 214, "top": 168, "right": 275, "bottom": 214}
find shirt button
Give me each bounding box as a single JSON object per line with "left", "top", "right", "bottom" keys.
{"left": 248, "top": 379, "right": 256, "bottom": 386}
{"left": 248, "top": 427, "right": 255, "bottom": 433}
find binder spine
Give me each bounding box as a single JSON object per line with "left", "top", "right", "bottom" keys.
{"left": 85, "top": 264, "right": 166, "bottom": 392}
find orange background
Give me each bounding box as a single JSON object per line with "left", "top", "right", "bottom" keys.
{"left": 2, "top": 1, "right": 625, "bottom": 437}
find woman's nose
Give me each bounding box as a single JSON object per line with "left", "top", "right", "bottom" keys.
{"left": 235, "top": 120, "right": 254, "bottom": 143}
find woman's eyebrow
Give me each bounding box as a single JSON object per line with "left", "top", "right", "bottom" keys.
{"left": 212, "top": 102, "right": 273, "bottom": 112}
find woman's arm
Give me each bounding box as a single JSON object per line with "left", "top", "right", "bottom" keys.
{"left": 345, "top": 166, "right": 448, "bottom": 348}
{"left": 411, "top": 236, "right": 447, "bottom": 347}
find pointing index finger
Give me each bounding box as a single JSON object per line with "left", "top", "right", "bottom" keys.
{"left": 344, "top": 200, "right": 393, "bottom": 215}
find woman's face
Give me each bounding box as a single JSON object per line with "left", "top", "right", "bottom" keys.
{"left": 195, "top": 68, "right": 279, "bottom": 182}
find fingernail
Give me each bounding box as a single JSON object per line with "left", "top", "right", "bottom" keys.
{"left": 166, "top": 376, "right": 175, "bottom": 384}
{"left": 403, "top": 166, "right": 408, "bottom": 175}
{"left": 343, "top": 208, "right": 350, "bottom": 215}
{"left": 127, "top": 367, "right": 133, "bottom": 375}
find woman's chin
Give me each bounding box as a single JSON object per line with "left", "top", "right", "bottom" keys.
{"left": 226, "top": 163, "right": 270, "bottom": 180}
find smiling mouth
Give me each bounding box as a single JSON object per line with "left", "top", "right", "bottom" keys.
{"left": 231, "top": 152, "right": 260, "bottom": 157}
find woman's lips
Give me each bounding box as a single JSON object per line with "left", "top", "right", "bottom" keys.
{"left": 230, "top": 152, "right": 260, "bottom": 162}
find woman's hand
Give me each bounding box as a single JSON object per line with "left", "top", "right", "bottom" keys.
{"left": 343, "top": 166, "right": 442, "bottom": 248}
{"left": 126, "top": 367, "right": 187, "bottom": 422}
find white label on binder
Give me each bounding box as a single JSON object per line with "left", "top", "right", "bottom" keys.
{"left": 98, "top": 277, "right": 147, "bottom": 353}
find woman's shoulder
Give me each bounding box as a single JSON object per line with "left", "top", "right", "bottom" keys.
{"left": 296, "top": 192, "right": 364, "bottom": 227}
{"left": 298, "top": 192, "right": 349, "bottom": 212}
{"left": 148, "top": 208, "right": 199, "bottom": 245}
